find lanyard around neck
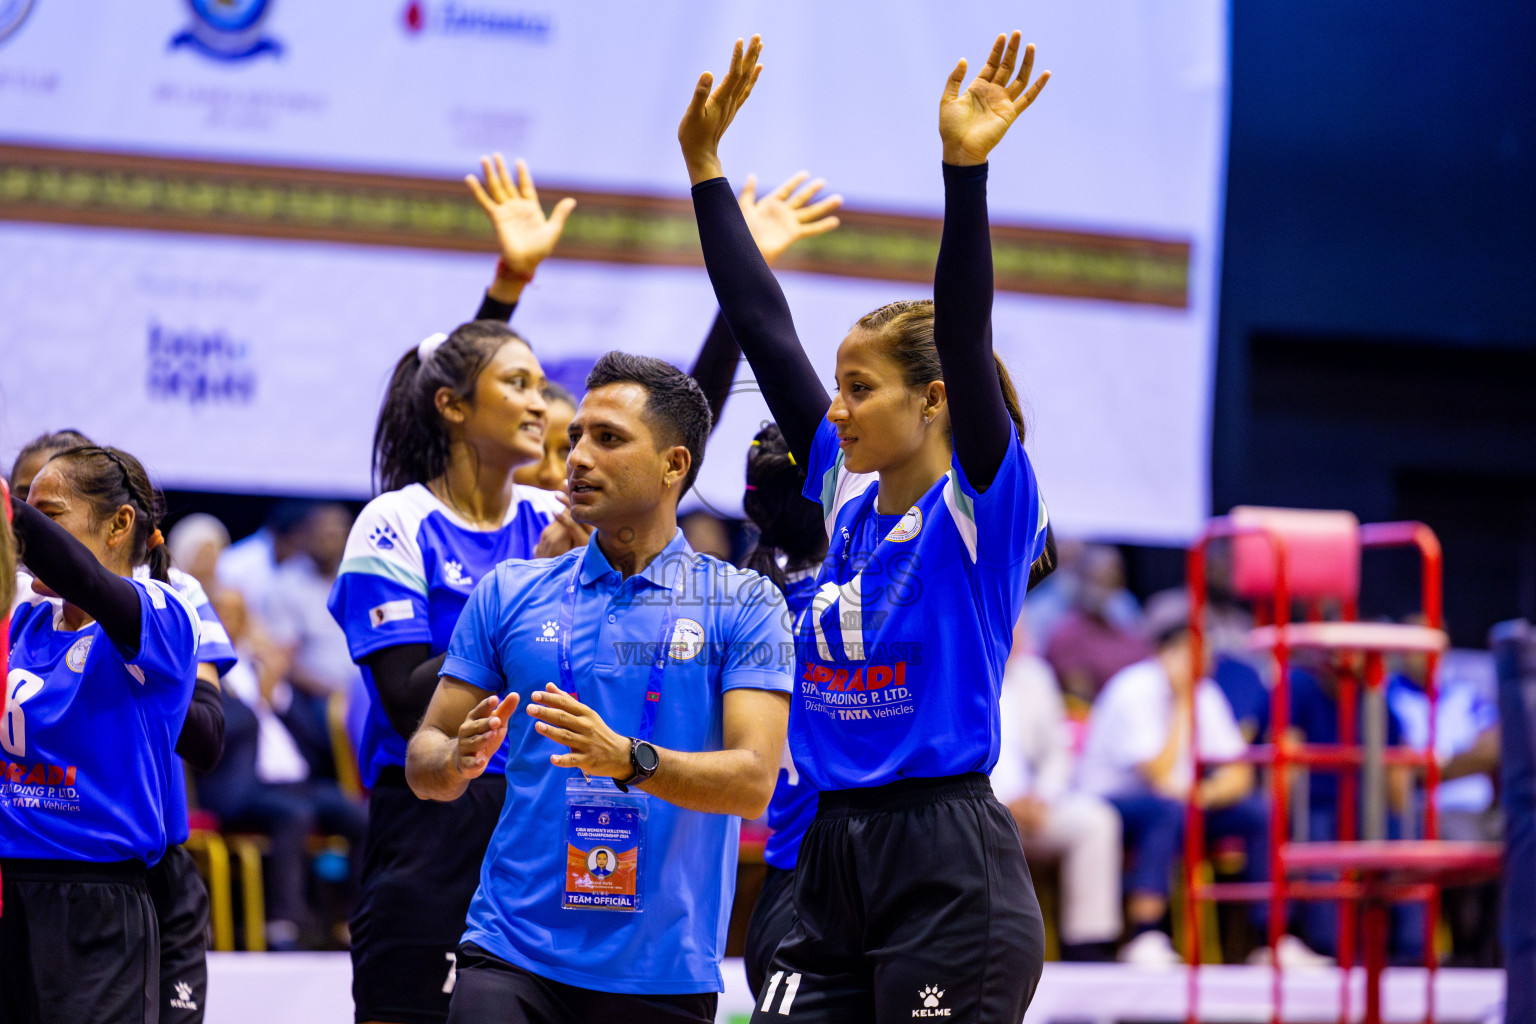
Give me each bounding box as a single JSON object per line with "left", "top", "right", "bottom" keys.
{"left": 556, "top": 554, "right": 685, "bottom": 745}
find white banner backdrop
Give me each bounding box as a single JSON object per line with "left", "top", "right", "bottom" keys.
{"left": 0, "top": 0, "right": 1227, "bottom": 541}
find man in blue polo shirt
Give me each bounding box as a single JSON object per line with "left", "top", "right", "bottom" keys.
{"left": 406, "top": 352, "right": 791, "bottom": 1024}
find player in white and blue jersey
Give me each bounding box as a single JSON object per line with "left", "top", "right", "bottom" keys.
{"left": 405, "top": 352, "right": 791, "bottom": 1024}
{"left": 681, "top": 33, "right": 1055, "bottom": 1022}
{"left": 2, "top": 446, "right": 199, "bottom": 1024}
{"left": 328, "top": 315, "right": 570, "bottom": 1022}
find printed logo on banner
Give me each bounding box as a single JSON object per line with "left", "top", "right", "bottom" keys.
{"left": 401, "top": 0, "right": 551, "bottom": 42}
{"left": 146, "top": 322, "right": 258, "bottom": 407}
{"left": 0, "top": 0, "right": 35, "bottom": 47}
{"left": 170, "top": 0, "right": 282, "bottom": 62}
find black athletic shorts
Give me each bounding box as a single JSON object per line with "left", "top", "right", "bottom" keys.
{"left": 0, "top": 857, "right": 160, "bottom": 1024}
{"left": 751, "top": 773, "right": 1045, "bottom": 1024}
{"left": 147, "top": 844, "right": 210, "bottom": 1024}
{"left": 446, "top": 942, "right": 717, "bottom": 1024}
{"left": 351, "top": 768, "right": 507, "bottom": 1024}
{"left": 745, "top": 864, "right": 797, "bottom": 999}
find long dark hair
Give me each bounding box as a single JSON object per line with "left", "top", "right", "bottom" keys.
{"left": 855, "top": 299, "right": 1027, "bottom": 442}
{"left": 742, "top": 423, "right": 826, "bottom": 590}
{"left": 372, "top": 320, "right": 532, "bottom": 494}
{"left": 48, "top": 445, "right": 170, "bottom": 582}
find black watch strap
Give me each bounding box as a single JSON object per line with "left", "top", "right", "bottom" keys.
{"left": 616, "top": 738, "right": 659, "bottom": 792}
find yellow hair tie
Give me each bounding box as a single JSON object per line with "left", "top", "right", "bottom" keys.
{"left": 786, "top": 451, "right": 797, "bottom": 466}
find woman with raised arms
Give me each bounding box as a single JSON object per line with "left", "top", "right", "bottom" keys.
{"left": 679, "top": 32, "right": 1053, "bottom": 1022}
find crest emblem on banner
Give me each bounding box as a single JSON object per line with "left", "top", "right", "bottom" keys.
{"left": 0, "top": 0, "right": 34, "bottom": 47}
{"left": 170, "top": 0, "right": 282, "bottom": 61}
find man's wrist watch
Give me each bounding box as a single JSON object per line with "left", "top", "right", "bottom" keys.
{"left": 616, "top": 738, "right": 660, "bottom": 792}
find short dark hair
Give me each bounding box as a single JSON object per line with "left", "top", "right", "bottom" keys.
{"left": 585, "top": 352, "right": 711, "bottom": 495}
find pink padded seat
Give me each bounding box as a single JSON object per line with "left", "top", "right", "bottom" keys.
{"left": 1229, "top": 506, "right": 1361, "bottom": 603}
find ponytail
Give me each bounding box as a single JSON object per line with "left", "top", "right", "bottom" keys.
{"left": 47, "top": 445, "right": 169, "bottom": 581}
{"left": 742, "top": 423, "right": 827, "bottom": 591}
{"left": 372, "top": 320, "right": 532, "bottom": 494}
{"left": 855, "top": 299, "right": 1028, "bottom": 443}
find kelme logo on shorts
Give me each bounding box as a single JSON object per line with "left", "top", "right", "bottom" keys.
{"left": 914, "top": 985, "right": 950, "bottom": 1017}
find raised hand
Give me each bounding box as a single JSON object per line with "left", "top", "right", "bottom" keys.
{"left": 456, "top": 692, "right": 519, "bottom": 778}
{"left": 738, "top": 170, "right": 843, "bottom": 265}
{"left": 466, "top": 154, "right": 577, "bottom": 297}
{"left": 678, "top": 35, "right": 764, "bottom": 185}
{"left": 939, "top": 32, "right": 1051, "bottom": 167}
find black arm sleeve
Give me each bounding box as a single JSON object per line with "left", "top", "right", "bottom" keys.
{"left": 176, "top": 678, "right": 226, "bottom": 773}
{"left": 933, "top": 162, "right": 1016, "bottom": 492}
{"left": 10, "top": 496, "right": 143, "bottom": 655}
{"left": 688, "top": 312, "right": 742, "bottom": 434}
{"left": 474, "top": 293, "right": 517, "bottom": 323}
{"left": 361, "top": 643, "right": 444, "bottom": 739}
{"left": 691, "top": 178, "right": 829, "bottom": 466}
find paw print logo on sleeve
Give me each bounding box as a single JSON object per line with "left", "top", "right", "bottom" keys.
{"left": 369, "top": 524, "right": 399, "bottom": 551}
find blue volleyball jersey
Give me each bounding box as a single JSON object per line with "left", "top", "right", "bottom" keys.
{"left": 446, "top": 531, "right": 792, "bottom": 994}
{"left": 2, "top": 577, "right": 199, "bottom": 863}
{"left": 762, "top": 570, "right": 820, "bottom": 870}
{"left": 794, "top": 418, "right": 1048, "bottom": 791}
{"left": 328, "top": 482, "right": 563, "bottom": 786}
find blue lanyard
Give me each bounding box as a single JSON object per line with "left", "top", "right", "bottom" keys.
{"left": 556, "top": 556, "right": 685, "bottom": 744}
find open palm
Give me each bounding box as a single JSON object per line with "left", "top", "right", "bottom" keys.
{"left": 466, "top": 154, "right": 576, "bottom": 278}
{"left": 739, "top": 171, "right": 842, "bottom": 265}
{"left": 939, "top": 33, "right": 1050, "bottom": 167}
{"left": 678, "top": 35, "right": 764, "bottom": 185}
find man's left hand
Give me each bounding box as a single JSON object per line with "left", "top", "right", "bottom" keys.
{"left": 527, "top": 683, "right": 633, "bottom": 778}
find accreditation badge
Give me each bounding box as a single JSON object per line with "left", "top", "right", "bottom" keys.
{"left": 563, "top": 776, "right": 647, "bottom": 912}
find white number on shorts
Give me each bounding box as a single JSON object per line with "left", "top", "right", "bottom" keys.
{"left": 778, "top": 973, "right": 802, "bottom": 1015}
{"left": 759, "top": 971, "right": 802, "bottom": 1016}
{"left": 2, "top": 670, "right": 47, "bottom": 758}
{"left": 442, "top": 952, "right": 458, "bottom": 994}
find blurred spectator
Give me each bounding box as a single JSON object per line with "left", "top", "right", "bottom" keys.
{"left": 1077, "top": 592, "right": 1321, "bottom": 967}
{"left": 217, "top": 500, "right": 317, "bottom": 615}
{"left": 1045, "top": 545, "right": 1151, "bottom": 705}
{"left": 265, "top": 503, "right": 359, "bottom": 776}
{"left": 681, "top": 509, "right": 733, "bottom": 561}
{"left": 1025, "top": 538, "right": 1142, "bottom": 656}
{"left": 992, "top": 636, "right": 1123, "bottom": 961}
{"left": 1203, "top": 539, "right": 1271, "bottom": 743}
{"left": 1389, "top": 645, "right": 1501, "bottom": 965}
{"left": 199, "top": 586, "right": 366, "bottom": 950}
{"left": 167, "top": 513, "right": 231, "bottom": 594}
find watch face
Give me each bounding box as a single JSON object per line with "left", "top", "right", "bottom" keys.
{"left": 634, "top": 741, "right": 660, "bottom": 773}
